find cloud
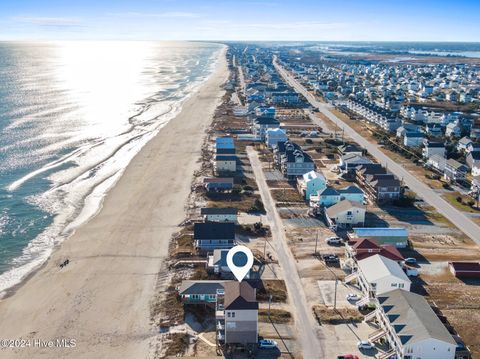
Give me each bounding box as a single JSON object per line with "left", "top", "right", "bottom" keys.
{"left": 12, "top": 16, "right": 83, "bottom": 27}
{"left": 107, "top": 11, "right": 202, "bottom": 19}
{"left": 242, "top": 21, "right": 351, "bottom": 31}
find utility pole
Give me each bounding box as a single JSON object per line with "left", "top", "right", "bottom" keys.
{"left": 334, "top": 278, "right": 338, "bottom": 311}
{"left": 264, "top": 237, "right": 267, "bottom": 258}
{"left": 268, "top": 294, "right": 273, "bottom": 320}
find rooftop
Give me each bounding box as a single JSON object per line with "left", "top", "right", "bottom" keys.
{"left": 377, "top": 289, "right": 456, "bottom": 346}
{"left": 358, "top": 254, "right": 410, "bottom": 284}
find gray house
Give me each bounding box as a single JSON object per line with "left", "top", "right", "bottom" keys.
{"left": 217, "top": 281, "right": 258, "bottom": 345}
{"left": 444, "top": 159, "right": 468, "bottom": 183}
{"left": 365, "top": 289, "right": 456, "bottom": 359}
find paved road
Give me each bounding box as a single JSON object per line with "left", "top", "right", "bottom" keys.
{"left": 274, "top": 59, "right": 480, "bottom": 244}
{"left": 247, "top": 147, "right": 325, "bottom": 359}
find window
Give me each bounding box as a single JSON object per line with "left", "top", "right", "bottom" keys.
{"left": 227, "top": 312, "right": 231, "bottom": 318}
{"left": 231, "top": 312, "right": 236, "bottom": 318}
{"left": 399, "top": 283, "right": 404, "bottom": 288}
{"left": 391, "top": 283, "right": 398, "bottom": 287}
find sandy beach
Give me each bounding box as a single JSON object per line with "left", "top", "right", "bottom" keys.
{"left": 0, "top": 47, "right": 228, "bottom": 359}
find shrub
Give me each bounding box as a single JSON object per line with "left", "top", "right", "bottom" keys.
{"left": 456, "top": 196, "right": 462, "bottom": 203}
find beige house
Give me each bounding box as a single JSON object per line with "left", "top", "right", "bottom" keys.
{"left": 325, "top": 199, "right": 366, "bottom": 229}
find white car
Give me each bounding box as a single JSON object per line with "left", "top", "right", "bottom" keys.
{"left": 325, "top": 236, "right": 342, "bottom": 245}
{"left": 259, "top": 339, "right": 278, "bottom": 349}
{"left": 346, "top": 293, "right": 360, "bottom": 301}
{"left": 357, "top": 340, "right": 374, "bottom": 350}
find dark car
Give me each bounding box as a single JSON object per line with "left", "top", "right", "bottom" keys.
{"left": 322, "top": 254, "right": 339, "bottom": 263}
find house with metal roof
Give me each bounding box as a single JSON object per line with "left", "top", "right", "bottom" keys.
{"left": 310, "top": 185, "right": 365, "bottom": 208}
{"left": 348, "top": 227, "right": 409, "bottom": 248}
{"left": 365, "top": 289, "right": 456, "bottom": 359}
{"left": 216, "top": 136, "right": 235, "bottom": 150}
{"left": 201, "top": 208, "right": 238, "bottom": 223}
{"left": 204, "top": 177, "right": 234, "bottom": 192}
{"left": 345, "top": 238, "right": 404, "bottom": 263}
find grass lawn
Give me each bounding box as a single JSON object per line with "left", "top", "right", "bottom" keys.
{"left": 442, "top": 192, "right": 480, "bottom": 213}
{"left": 258, "top": 308, "right": 292, "bottom": 324}
{"left": 312, "top": 305, "right": 363, "bottom": 324}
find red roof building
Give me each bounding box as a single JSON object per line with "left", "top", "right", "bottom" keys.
{"left": 449, "top": 261, "right": 480, "bottom": 278}
{"left": 346, "top": 237, "right": 404, "bottom": 262}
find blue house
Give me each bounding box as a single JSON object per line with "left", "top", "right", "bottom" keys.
{"left": 297, "top": 170, "right": 327, "bottom": 200}
{"left": 216, "top": 136, "right": 235, "bottom": 150}
{"left": 310, "top": 185, "right": 364, "bottom": 207}
{"left": 338, "top": 185, "right": 365, "bottom": 204}
{"left": 179, "top": 280, "right": 224, "bottom": 304}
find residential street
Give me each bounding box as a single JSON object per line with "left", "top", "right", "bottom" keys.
{"left": 274, "top": 59, "right": 480, "bottom": 244}
{"left": 247, "top": 147, "right": 325, "bottom": 359}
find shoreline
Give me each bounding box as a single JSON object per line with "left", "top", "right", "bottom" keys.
{"left": 0, "top": 46, "right": 228, "bottom": 359}
{"left": 0, "top": 44, "right": 222, "bottom": 298}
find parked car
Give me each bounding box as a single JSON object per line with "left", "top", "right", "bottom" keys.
{"left": 337, "top": 355, "right": 359, "bottom": 359}
{"left": 357, "top": 340, "right": 374, "bottom": 350}
{"left": 404, "top": 266, "right": 419, "bottom": 277}
{"left": 258, "top": 339, "right": 278, "bottom": 349}
{"left": 325, "top": 236, "right": 342, "bottom": 245}
{"left": 322, "top": 254, "right": 339, "bottom": 263}
{"left": 404, "top": 257, "right": 417, "bottom": 265}
{"left": 346, "top": 293, "right": 360, "bottom": 301}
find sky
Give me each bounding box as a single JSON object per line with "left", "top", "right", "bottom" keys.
{"left": 0, "top": 0, "right": 479, "bottom": 42}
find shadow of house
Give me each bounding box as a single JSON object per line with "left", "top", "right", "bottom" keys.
{"left": 364, "top": 212, "right": 390, "bottom": 227}
{"left": 379, "top": 205, "right": 433, "bottom": 226}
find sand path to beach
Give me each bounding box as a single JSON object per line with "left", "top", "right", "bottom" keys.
{"left": 0, "top": 47, "right": 227, "bottom": 359}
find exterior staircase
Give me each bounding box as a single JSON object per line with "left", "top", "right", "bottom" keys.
{"left": 377, "top": 348, "right": 396, "bottom": 359}
{"left": 363, "top": 309, "right": 377, "bottom": 323}
{"left": 344, "top": 271, "right": 358, "bottom": 283}
{"left": 369, "top": 327, "right": 387, "bottom": 342}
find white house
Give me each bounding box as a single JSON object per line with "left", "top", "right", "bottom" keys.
{"left": 422, "top": 140, "right": 445, "bottom": 159}
{"left": 403, "top": 132, "right": 424, "bottom": 147}
{"left": 466, "top": 151, "right": 480, "bottom": 177}
{"left": 215, "top": 155, "right": 237, "bottom": 173}
{"left": 325, "top": 199, "right": 366, "bottom": 229}
{"left": 427, "top": 154, "right": 447, "bottom": 172}
{"left": 265, "top": 128, "right": 287, "bottom": 148}
{"left": 347, "top": 254, "right": 411, "bottom": 303}
{"left": 366, "top": 289, "right": 456, "bottom": 359}
{"left": 297, "top": 170, "right": 327, "bottom": 200}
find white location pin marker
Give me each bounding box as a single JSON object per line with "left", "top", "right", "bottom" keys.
{"left": 226, "top": 245, "right": 254, "bottom": 282}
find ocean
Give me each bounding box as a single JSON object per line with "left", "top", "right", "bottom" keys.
{"left": 0, "top": 41, "right": 222, "bottom": 294}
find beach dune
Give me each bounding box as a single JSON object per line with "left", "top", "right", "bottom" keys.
{"left": 0, "top": 48, "right": 227, "bottom": 359}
